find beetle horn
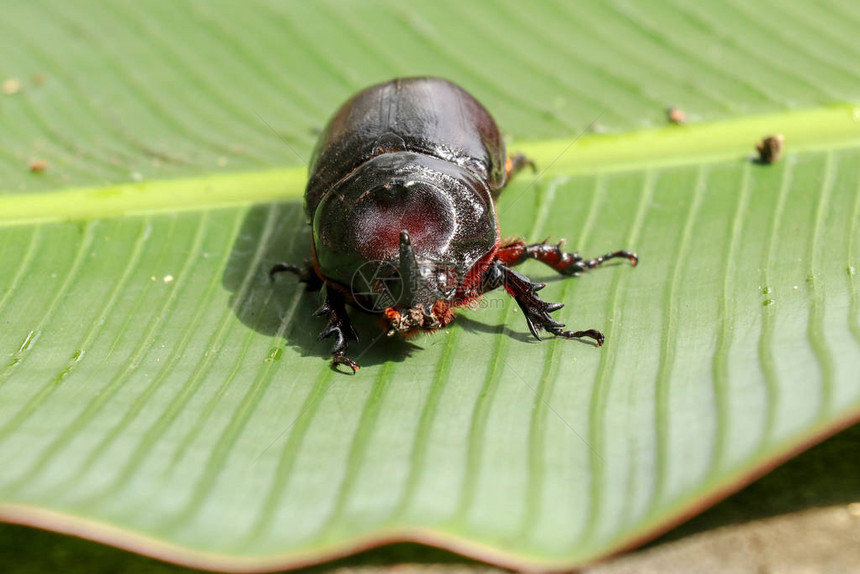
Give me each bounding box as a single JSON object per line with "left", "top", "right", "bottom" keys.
{"left": 399, "top": 230, "right": 420, "bottom": 307}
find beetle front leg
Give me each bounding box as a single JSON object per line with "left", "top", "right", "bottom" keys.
{"left": 496, "top": 239, "right": 638, "bottom": 277}
{"left": 505, "top": 152, "right": 536, "bottom": 182}
{"left": 269, "top": 261, "right": 324, "bottom": 291}
{"left": 314, "top": 286, "right": 360, "bottom": 373}
{"left": 480, "top": 261, "right": 604, "bottom": 346}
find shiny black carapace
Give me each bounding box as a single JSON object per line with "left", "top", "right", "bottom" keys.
{"left": 272, "top": 77, "right": 637, "bottom": 372}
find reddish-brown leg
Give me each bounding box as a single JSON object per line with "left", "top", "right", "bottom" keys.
{"left": 505, "top": 152, "right": 536, "bottom": 182}
{"left": 496, "top": 239, "right": 638, "bottom": 276}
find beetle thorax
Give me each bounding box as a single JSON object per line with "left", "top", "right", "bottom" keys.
{"left": 312, "top": 152, "right": 498, "bottom": 314}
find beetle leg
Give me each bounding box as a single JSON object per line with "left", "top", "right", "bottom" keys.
{"left": 505, "top": 152, "right": 536, "bottom": 182}
{"left": 480, "top": 261, "right": 604, "bottom": 346}
{"left": 269, "top": 261, "right": 324, "bottom": 291}
{"left": 496, "top": 239, "right": 638, "bottom": 276}
{"left": 314, "top": 286, "right": 360, "bottom": 373}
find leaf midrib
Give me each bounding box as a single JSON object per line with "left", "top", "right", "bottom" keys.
{"left": 0, "top": 104, "right": 857, "bottom": 228}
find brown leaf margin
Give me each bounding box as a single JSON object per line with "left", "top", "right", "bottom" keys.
{"left": 2, "top": 407, "right": 859, "bottom": 573}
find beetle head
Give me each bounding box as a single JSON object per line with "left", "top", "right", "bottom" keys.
{"left": 381, "top": 230, "right": 459, "bottom": 335}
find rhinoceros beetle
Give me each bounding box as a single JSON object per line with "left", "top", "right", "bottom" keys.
{"left": 271, "top": 77, "right": 637, "bottom": 372}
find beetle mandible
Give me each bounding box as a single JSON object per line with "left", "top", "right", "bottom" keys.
{"left": 271, "top": 77, "right": 637, "bottom": 372}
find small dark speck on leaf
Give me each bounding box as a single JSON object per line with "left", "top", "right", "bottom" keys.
{"left": 29, "top": 159, "right": 48, "bottom": 173}
{"left": 667, "top": 106, "right": 687, "bottom": 125}
{"left": 755, "top": 134, "right": 784, "bottom": 164}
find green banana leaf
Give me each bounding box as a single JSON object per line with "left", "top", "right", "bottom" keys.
{"left": 1, "top": 0, "right": 859, "bottom": 571}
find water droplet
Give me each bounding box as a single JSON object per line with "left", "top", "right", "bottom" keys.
{"left": 763, "top": 299, "right": 775, "bottom": 306}
{"left": 265, "top": 347, "right": 283, "bottom": 362}
{"left": 762, "top": 286, "right": 772, "bottom": 295}
{"left": 849, "top": 266, "right": 856, "bottom": 276}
